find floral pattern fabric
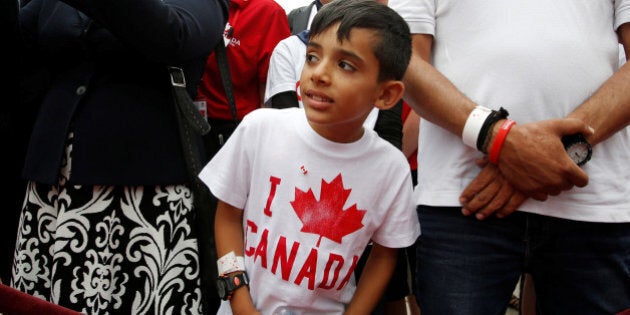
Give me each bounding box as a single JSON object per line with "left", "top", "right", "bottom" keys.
{"left": 11, "top": 138, "right": 204, "bottom": 314}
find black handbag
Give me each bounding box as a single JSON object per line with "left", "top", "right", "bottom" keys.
{"left": 168, "top": 65, "right": 220, "bottom": 314}
{"left": 167, "top": 42, "right": 239, "bottom": 314}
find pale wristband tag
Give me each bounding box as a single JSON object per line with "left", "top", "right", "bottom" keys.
{"left": 217, "top": 251, "right": 245, "bottom": 275}
{"left": 462, "top": 106, "right": 492, "bottom": 149}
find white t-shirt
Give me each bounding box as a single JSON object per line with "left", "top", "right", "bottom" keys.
{"left": 389, "top": 0, "right": 630, "bottom": 222}
{"left": 199, "top": 108, "right": 420, "bottom": 314}
{"left": 264, "top": 35, "right": 306, "bottom": 108}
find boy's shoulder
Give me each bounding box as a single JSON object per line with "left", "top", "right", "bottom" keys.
{"left": 241, "top": 107, "right": 303, "bottom": 127}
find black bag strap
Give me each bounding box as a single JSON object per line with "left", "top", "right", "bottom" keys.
{"left": 168, "top": 67, "right": 211, "bottom": 135}
{"left": 214, "top": 42, "right": 239, "bottom": 124}
{"left": 168, "top": 66, "right": 219, "bottom": 314}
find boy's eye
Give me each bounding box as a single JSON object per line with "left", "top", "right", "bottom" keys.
{"left": 306, "top": 53, "right": 319, "bottom": 63}
{"left": 339, "top": 61, "right": 356, "bottom": 72}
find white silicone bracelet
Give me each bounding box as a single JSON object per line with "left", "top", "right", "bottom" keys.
{"left": 462, "top": 106, "right": 492, "bottom": 149}
{"left": 217, "top": 251, "right": 245, "bottom": 275}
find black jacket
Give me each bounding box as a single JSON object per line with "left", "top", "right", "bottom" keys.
{"left": 17, "top": 0, "right": 228, "bottom": 185}
{"left": 287, "top": 1, "right": 315, "bottom": 35}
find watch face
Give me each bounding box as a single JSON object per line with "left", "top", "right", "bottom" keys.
{"left": 562, "top": 134, "right": 592, "bottom": 166}
{"left": 566, "top": 142, "right": 591, "bottom": 165}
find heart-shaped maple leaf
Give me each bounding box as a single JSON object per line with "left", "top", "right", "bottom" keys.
{"left": 291, "top": 173, "right": 366, "bottom": 247}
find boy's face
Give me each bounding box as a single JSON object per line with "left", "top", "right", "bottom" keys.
{"left": 300, "top": 23, "right": 386, "bottom": 143}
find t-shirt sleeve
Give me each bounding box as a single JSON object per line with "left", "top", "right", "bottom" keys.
{"left": 264, "top": 39, "right": 300, "bottom": 106}
{"left": 370, "top": 164, "right": 421, "bottom": 248}
{"left": 198, "top": 113, "right": 258, "bottom": 208}
{"left": 615, "top": 0, "right": 630, "bottom": 30}
{"left": 388, "top": 0, "right": 436, "bottom": 35}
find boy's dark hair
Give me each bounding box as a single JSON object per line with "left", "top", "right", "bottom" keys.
{"left": 310, "top": 0, "right": 411, "bottom": 82}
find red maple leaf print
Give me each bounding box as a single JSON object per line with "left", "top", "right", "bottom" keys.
{"left": 291, "top": 173, "right": 366, "bottom": 247}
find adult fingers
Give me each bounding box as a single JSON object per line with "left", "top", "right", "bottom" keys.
{"left": 474, "top": 176, "right": 513, "bottom": 220}
{"left": 460, "top": 165, "right": 499, "bottom": 216}
{"left": 494, "top": 190, "right": 528, "bottom": 219}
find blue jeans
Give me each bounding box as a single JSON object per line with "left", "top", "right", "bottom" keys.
{"left": 414, "top": 206, "right": 630, "bottom": 315}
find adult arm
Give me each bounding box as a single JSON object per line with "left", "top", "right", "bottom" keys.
{"left": 344, "top": 243, "right": 397, "bottom": 315}
{"left": 215, "top": 201, "right": 260, "bottom": 315}
{"left": 566, "top": 22, "right": 630, "bottom": 145}
{"left": 459, "top": 23, "right": 630, "bottom": 218}
{"left": 404, "top": 34, "right": 591, "bottom": 198}
{"left": 58, "top": 0, "right": 228, "bottom": 63}
{"left": 494, "top": 24, "right": 630, "bottom": 196}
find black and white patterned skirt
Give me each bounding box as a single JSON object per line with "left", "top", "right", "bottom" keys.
{"left": 11, "top": 136, "right": 205, "bottom": 314}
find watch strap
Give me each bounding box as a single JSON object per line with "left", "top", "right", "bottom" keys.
{"left": 219, "top": 272, "right": 249, "bottom": 300}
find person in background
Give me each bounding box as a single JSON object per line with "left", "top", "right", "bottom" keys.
{"left": 199, "top": 0, "right": 420, "bottom": 313}
{"left": 9, "top": 0, "right": 228, "bottom": 313}
{"left": 287, "top": 0, "right": 328, "bottom": 35}
{"left": 0, "top": 0, "right": 34, "bottom": 286}
{"left": 195, "top": 0, "right": 290, "bottom": 152}
{"left": 0, "top": 0, "right": 30, "bottom": 287}
{"left": 389, "top": 0, "right": 630, "bottom": 313}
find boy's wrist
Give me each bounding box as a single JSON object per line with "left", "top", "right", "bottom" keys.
{"left": 217, "top": 271, "right": 249, "bottom": 300}
{"left": 218, "top": 251, "right": 245, "bottom": 275}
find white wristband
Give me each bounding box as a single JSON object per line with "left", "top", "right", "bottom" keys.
{"left": 217, "top": 251, "right": 245, "bottom": 275}
{"left": 462, "top": 106, "right": 492, "bottom": 149}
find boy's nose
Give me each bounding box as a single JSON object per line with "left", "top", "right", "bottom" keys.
{"left": 310, "top": 62, "right": 331, "bottom": 85}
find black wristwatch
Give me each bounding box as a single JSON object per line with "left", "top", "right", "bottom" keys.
{"left": 217, "top": 272, "right": 249, "bottom": 300}
{"left": 561, "top": 133, "right": 592, "bottom": 166}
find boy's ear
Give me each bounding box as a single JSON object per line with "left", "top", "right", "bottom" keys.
{"left": 375, "top": 80, "right": 405, "bottom": 110}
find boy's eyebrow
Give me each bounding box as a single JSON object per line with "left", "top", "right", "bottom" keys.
{"left": 307, "top": 40, "right": 365, "bottom": 64}
{"left": 306, "top": 41, "right": 322, "bottom": 50}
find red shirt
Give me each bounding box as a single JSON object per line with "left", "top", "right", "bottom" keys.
{"left": 196, "top": 0, "right": 290, "bottom": 120}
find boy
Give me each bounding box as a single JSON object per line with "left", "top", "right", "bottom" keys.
{"left": 198, "top": 0, "right": 420, "bottom": 313}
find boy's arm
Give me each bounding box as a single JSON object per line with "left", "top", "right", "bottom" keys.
{"left": 215, "top": 201, "right": 260, "bottom": 315}
{"left": 344, "top": 243, "right": 398, "bottom": 315}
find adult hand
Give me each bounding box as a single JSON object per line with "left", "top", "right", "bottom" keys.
{"left": 460, "top": 159, "right": 528, "bottom": 220}
{"left": 494, "top": 118, "right": 593, "bottom": 199}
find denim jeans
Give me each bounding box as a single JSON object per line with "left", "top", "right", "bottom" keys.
{"left": 414, "top": 206, "right": 630, "bottom": 315}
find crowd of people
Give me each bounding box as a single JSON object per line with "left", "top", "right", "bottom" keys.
{"left": 4, "top": 0, "right": 630, "bottom": 314}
